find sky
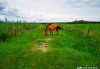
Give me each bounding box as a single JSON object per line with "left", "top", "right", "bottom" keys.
{"left": 0, "top": 0, "right": 100, "bottom": 22}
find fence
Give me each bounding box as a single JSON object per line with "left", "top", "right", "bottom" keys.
{"left": 0, "top": 17, "right": 37, "bottom": 41}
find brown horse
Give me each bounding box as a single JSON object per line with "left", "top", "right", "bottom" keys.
{"left": 45, "top": 23, "right": 62, "bottom": 36}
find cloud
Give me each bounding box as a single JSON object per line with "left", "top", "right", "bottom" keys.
{"left": 65, "top": 0, "right": 100, "bottom": 8}
{"left": 0, "top": 0, "right": 100, "bottom": 22}
{"left": 0, "top": 0, "right": 20, "bottom": 18}
{"left": 0, "top": 0, "right": 45, "bottom": 22}
{"left": 1, "top": 8, "right": 20, "bottom": 18}
{"left": 0, "top": 0, "right": 8, "bottom": 11}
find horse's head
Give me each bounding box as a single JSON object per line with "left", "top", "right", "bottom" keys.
{"left": 45, "top": 30, "right": 48, "bottom": 36}
{"left": 57, "top": 26, "right": 62, "bottom": 30}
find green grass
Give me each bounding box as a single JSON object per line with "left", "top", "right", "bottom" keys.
{"left": 0, "top": 23, "right": 100, "bottom": 69}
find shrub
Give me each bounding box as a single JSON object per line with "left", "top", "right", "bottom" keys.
{"left": 0, "top": 32, "right": 9, "bottom": 41}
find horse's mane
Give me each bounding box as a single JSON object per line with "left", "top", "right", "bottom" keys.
{"left": 45, "top": 23, "right": 52, "bottom": 30}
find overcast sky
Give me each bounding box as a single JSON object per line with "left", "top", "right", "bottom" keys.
{"left": 0, "top": 0, "right": 100, "bottom": 22}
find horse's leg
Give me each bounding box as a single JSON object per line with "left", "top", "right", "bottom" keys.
{"left": 56, "top": 29, "right": 58, "bottom": 35}
{"left": 50, "top": 30, "right": 51, "bottom": 35}
{"left": 50, "top": 30, "right": 53, "bottom": 35}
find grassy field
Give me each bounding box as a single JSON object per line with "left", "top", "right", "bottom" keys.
{"left": 0, "top": 23, "right": 100, "bottom": 69}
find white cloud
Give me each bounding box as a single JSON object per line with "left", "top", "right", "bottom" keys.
{"left": 0, "top": 0, "right": 100, "bottom": 22}
{"left": 65, "top": 0, "right": 100, "bottom": 8}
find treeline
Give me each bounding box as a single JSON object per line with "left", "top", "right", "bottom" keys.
{"left": 45, "top": 20, "right": 100, "bottom": 24}
{"left": 72, "top": 20, "right": 100, "bottom": 24}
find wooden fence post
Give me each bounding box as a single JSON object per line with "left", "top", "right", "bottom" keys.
{"left": 18, "top": 22, "right": 21, "bottom": 33}
{"left": 12, "top": 21, "right": 14, "bottom": 36}
{"left": 12, "top": 21, "right": 16, "bottom": 36}
{"left": 5, "top": 17, "right": 8, "bottom": 33}
{"left": 87, "top": 28, "right": 90, "bottom": 38}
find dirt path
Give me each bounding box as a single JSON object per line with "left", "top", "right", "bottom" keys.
{"left": 32, "top": 37, "right": 52, "bottom": 52}
{"left": 29, "top": 25, "right": 53, "bottom": 52}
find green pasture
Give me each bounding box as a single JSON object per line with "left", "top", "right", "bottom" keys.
{"left": 0, "top": 23, "right": 100, "bottom": 69}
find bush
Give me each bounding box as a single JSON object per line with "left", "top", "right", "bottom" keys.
{"left": 0, "top": 32, "right": 9, "bottom": 41}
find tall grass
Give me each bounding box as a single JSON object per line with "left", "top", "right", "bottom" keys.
{"left": 0, "top": 22, "right": 37, "bottom": 42}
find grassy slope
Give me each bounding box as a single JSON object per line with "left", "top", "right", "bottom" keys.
{"left": 0, "top": 24, "right": 100, "bottom": 69}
